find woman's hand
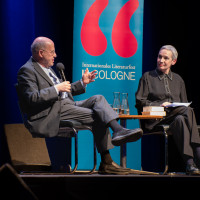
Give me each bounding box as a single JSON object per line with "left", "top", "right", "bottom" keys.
{"left": 161, "top": 102, "right": 172, "bottom": 107}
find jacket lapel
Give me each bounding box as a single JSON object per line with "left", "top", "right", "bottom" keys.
{"left": 31, "top": 58, "right": 54, "bottom": 86}
{"left": 30, "top": 57, "right": 74, "bottom": 101}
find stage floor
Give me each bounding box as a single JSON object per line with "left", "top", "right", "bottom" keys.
{"left": 20, "top": 172, "right": 200, "bottom": 200}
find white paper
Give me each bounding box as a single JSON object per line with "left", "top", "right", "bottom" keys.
{"left": 165, "top": 102, "right": 192, "bottom": 108}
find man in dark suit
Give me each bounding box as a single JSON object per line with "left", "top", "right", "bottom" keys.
{"left": 17, "top": 37, "right": 143, "bottom": 174}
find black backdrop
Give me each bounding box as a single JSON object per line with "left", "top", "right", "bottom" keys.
{"left": 0, "top": 0, "right": 199, "bottom": 170}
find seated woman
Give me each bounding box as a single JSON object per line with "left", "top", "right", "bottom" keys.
{"left": 135, "top": 45, "right": 200, "bottom": 175}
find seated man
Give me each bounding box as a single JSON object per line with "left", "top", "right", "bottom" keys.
{"left": 135, "top": 45, "right": 200, "bottom": 175}
{"left": 17, "top": 36, "right": 143, "bottom": 175}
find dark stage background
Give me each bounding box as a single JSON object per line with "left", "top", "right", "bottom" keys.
{"left": 0, "top": 0, "right": 199, "bottom": 171}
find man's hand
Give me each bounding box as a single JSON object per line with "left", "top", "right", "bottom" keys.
{"left": 55, "top": 81, "right": 71, "bottom": 93}
{"left": 82, "top": 68, "right": 97, "bottom": 85}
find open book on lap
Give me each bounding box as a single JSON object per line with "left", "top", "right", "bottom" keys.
{"left": 165, "top": 102, "right": 192, "bottom": 108}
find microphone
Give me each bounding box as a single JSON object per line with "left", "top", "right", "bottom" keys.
{"left": 56, "top": 62, "right": 66, "bottom": 81}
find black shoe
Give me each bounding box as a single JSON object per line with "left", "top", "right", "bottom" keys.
{"left": 98, "top": 162, "right": 130, "bottom": 175}
{"left": 186, "top": 163, "right": 200, "bottom": 175}
{"left": 112, "top": 128, "right": 143, "bottom": 146}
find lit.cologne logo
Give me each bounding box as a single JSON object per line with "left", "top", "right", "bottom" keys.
{"left": 80, "top": 0, "right": 139, "bottom": 58}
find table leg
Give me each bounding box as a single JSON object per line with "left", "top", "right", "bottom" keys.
{"left": 120, "top": 119, "right": 127, "bottom": 168}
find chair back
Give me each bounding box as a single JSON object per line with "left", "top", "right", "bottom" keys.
{"left": 14, "top": 83, "right": 28, "bottom": 123}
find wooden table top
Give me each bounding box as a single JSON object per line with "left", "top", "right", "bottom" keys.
{"left": 118, "top": 115, "right": 163, "bottom": 119}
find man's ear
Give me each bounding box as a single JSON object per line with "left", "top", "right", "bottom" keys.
{"left": 38, "top": 50, "right": 44, "bottom": 58}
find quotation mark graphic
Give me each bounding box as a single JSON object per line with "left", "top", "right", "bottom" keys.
{"left": 81, "top": 0, "right": 139, "bottom": 58}
{"left": 112, "top": 0, "right": 139, "bottom": 58}
{"left": 81, "top": 0, "right": 108, "bottom": 57}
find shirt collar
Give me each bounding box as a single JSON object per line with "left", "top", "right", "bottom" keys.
{"left": 36, "top": 61, "right": 52, "bottom": 73}
{"left": 155, "top": 68, "right": 173, "bottom": 81}
{"left": 32, "top": 57, "right": 51, "bottom": 71}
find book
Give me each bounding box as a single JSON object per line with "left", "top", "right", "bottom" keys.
{"left": 143, "top": 106, "right": 164, "bottom": 112}
{"left": 142, "top": 111, "right": 166, "bottom": 116}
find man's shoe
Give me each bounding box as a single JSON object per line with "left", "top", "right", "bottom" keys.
{"left": 186, "top": 163, "right": 200, "bottom": 175}
{"left": 112, "top": 128, "right": 143, "bottom": 146}
{"left": 98, "top": 162, "right": 130, "bottom": 175}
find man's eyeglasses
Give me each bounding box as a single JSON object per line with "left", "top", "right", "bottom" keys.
{"left": 41, "top": 49, "right": 56, "bottom": 55}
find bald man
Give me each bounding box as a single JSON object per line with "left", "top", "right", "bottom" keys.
{"left": 17, "top": 37, "right": 143, "bottom": 174}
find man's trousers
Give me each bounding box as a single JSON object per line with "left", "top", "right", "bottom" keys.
{"left": 60, "top": 95, "right": 118, "bottom": 153}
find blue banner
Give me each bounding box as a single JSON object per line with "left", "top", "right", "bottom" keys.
{"left": 73, "top": 0, "right": 144, "bottom": 170}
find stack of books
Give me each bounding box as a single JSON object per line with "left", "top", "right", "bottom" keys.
{"left": 142, "top": 106, "right": 166, "bottom": 116}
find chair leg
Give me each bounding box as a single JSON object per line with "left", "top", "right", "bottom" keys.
{"left": 69, "top": 133, "right": 78, "bottom": 174}
{"left": 162, "top": 130, "right": 169, "bottom": 175}
{"left": 88, "top": 136, "right": 97, "bottom": 174}
{"left": 69, "top": 128, "right": 97, "bottom": 174}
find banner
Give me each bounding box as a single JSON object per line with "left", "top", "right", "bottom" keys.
{"left": 73, "top": 0, "right": 144, "bottom": 170}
